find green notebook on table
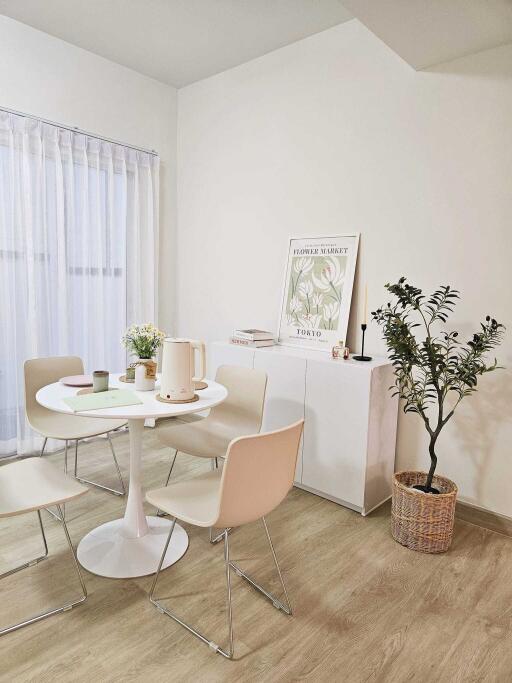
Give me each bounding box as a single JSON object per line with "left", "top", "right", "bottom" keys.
{"left": 63, "top": 389, "right": 143, "bottom": 413}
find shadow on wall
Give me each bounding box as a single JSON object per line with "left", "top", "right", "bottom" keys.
{"left": 452, "top": 370, "right": 512, "bottom": 505}
{"left": 395, "top": 407, "right": 426, "bottom": 473}
{"left": 395, "top": 367, "right": 512, "bottom": 514}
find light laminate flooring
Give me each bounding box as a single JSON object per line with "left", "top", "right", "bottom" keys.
{"left": 1, "top": 425, "right": 512, "bottom": 682}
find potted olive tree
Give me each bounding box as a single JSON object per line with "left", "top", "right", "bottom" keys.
{"left": 373, "top": 278, "right": 504, "bottom": 553}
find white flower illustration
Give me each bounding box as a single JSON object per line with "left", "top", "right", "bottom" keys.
{"left": 289, "top": 296, "right": 302, "bottom": 315}
{"left": 312, "top": 256, "right": 345, "bottom": 301}
{"left": 298, "top": 279, "right": 314, "bottom": 314}
{"left": 291, "top": 256, "right": 314, "bottom": 299}
{"left": 293, "top": 257, "right": 314, "bottom": 276}
{"left": 323, "top": 301, "right": 339, "bottom": 330}
{"left": 298, "top": 280, "right": 314, "bottom": 299}
{"left": 311, "top": 291, "right": 324, "bottom": 311}
{"left": 303, "top": 313, "right": 322, "bottom": 329}
{"left": 287, "top": 295, "right": 304, "bottom": 327}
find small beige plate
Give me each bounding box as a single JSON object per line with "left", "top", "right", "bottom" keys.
{"left": 76, "top": 387, "right": 119, "bottom": 396}
{"left": 155, "top": 393, "right": 199, "bottom": 405}
{"left": 194, "top": 380, "right": 208, "bottom": 390}
{"left": 119, "top": 375, "right": 135, "bottom": 383}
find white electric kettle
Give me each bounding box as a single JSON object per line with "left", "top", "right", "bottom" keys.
{"left": 160, "top": 338, "right": 206, "bottom": 402}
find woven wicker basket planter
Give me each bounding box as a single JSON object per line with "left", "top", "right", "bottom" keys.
{"left": 391, "top": 471, "right": 458, "bottom": 553}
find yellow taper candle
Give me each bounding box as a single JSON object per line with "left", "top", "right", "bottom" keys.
{"left": 363, "top": 284, "right": 368, "bottom": 324}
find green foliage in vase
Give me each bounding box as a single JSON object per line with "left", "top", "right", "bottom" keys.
{"left": 372, "top": 278, "right": 504, "bottom": 491}
{"left": 121, "top": 323, "right": 165, "bottom": 359}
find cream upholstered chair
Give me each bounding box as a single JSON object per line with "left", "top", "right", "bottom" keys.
{"left": 156, "top": 365, "right": 267, "bottom": 539}
{"left": 146, "top": 419, "right": 304, "bottom": 660}
{"left": 25, "top": 356, "right": 127, "bottom": 500}
{"left": 0, "top": 457, "right": 88, "bottom": 635}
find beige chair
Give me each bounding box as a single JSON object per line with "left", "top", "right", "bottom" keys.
{"left": 0, "top": 457, "right": 88, "bottom": 636}
{"left": 25, "top": 356, "right": 127, "bottom": 501}
{"left": 156, "top": 365, "right": 267, "bottom": 539}
{"left": 146, "top": 419, "right": 304, "bottom": 660}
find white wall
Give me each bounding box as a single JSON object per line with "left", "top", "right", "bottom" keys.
{"left": 0, "top": 15, "right": 177, "bottom": 334}
{"left": 177, "top": 20, "right": 512, "bottom": 517}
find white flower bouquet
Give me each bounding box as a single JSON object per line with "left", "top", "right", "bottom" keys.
{"left": 121, "top": 323, "right": 165, "bottom": 359}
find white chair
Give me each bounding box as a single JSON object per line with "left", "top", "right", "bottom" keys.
{"left": 146, "top": 419, "right": 304, "bottom": 659}
{"left": 156, "top": 364, "right": 267, "bottom": 540}
{"left": 0, "top": 457, "right": 88, "bottom": 636}
{"left": 25, "top": 356, "right": 127, "bottom": 500}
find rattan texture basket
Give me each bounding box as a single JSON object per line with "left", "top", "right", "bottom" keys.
{"left": 391, "top": 471, "right": 458, "bottom": 553}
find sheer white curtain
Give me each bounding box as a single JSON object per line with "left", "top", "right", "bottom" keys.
{"left": 0, "top": 111, "right": 159, "bottom": 456}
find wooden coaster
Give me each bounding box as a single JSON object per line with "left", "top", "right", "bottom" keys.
{"left": 76, "top": 387, "right": 118, "bottom": 396}
{"left": 155, "top": 393, "right": 200, "bottom": 405}
{"left": 194, "top": 380, "right": 208, "bottom": 390}
{"left": 119, "top": 375, "right": 135, "bottom": 383}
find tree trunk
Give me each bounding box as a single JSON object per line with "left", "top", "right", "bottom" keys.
{"left": 426, "top": 436, "right": 438, "bottom": 489}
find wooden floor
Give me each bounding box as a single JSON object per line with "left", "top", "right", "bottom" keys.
{"left": 2, "top": 425, "right": 512, "bottom": 683}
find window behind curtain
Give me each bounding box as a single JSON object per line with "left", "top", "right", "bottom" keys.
{"left": 0, "top": 111, "right": 159, "bottom": 456}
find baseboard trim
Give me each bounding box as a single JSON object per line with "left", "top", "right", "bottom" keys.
{"left": 456, "top": 500, "right": 512, "bottom": 538}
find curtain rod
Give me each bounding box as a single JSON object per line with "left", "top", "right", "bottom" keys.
{"left": 0, "top": 104, "right": 159, "bottom": 157}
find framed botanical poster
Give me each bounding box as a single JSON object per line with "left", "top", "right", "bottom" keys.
{"left": 277, "top": 234, "right": 360, "bottom": 351}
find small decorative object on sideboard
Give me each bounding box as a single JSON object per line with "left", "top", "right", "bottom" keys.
{"left": 331, "top": 340, "right": 344, "bottom": 359}
{"left": 233, "top": 328, "right": 274, "bottom": 341}
{"left": 353, "top": 324, "right": 372, "bottom": 362}
{"left": 231, "top": 329, "right": 275, "bottom": 347}
{"left": 373, "top": 278, "right": 505, "bottom": 553}
{"left": 353, "top": 285, "right": 372, "bottom": 361}
{"left": 121, "top": 323, "right": 165, "bottom": 391}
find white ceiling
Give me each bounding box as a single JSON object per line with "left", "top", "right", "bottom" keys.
{"left": 2, "top": 0, "right": 511, "bottom": 86}
{"left": 0, "top": 0, "right": 353, "bottom": 87}
{"left": 341, "top": 0, "right": 512, "bottom": 69}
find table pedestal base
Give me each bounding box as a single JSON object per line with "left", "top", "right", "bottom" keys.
{"left": 77, "top": 516, "right": 188, "bottom": 578}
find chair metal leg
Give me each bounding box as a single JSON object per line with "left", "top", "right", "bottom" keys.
{"left": 73, "top": 433, "right": 126, "bottom": 496}
{"left": 38, "top": 435, "right": 60, "bottom": 522}
{"left": 228, "top": 517, "right": 292, "bottom": 615}
{"left": 74, "top": 439, "right": 79, "bottom": 476}
{"left": 209, "top": 525, "right": 233, "bottom": 544}
{"left": 209, "top": 458, "right": 232, "bottom": 544}
{"left": 165, "top": 450, "right": 178, "bottom": 487}
{"left": 46, "top": 440, "right": 69, "bottom": 521}
{"left": 156, "top": 450, "right": 178, "bottom": 517}
{"left": 149, "top": 525, "right": 234, "bottom": 659}
{"left": 0, "top": 511, "right": 48, "bottom": 580}
{"left": 39, "top": 437, "right": 48, "bottom": 458}
{"left": 44, "top": 442, "right": 67, "bottom": 522}
{"left": 223, "top": 528, "right": 234, "bottom": 657}
{"left": 0, "top": 505, "right": 87, "bottom": 636}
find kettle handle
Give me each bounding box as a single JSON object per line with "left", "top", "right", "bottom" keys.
{"left": 190, "top": 340, "right": 206, "bottom": 382}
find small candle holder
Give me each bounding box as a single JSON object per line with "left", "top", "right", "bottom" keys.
{"left": 353, "top": 324, "right": 372, "bottom": 362}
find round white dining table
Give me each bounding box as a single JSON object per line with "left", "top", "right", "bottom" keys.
{"left": 36, "top": 374, "right": 228, "bottom": 579}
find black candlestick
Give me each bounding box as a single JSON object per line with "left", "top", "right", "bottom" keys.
{"left": 353, "top": 323, "right": 372, "bottom": 361}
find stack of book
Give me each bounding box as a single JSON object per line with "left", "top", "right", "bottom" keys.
{"left": 230, "top": 329, "right": 275, "bottom": 347}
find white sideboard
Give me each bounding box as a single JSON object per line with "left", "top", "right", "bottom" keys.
{"left": 209, "top": 341, "right": 398, "bottom": 516}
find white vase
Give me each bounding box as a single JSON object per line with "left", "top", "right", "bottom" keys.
{"left": 134, "top": 358, "right": 156, "bottom": 391}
